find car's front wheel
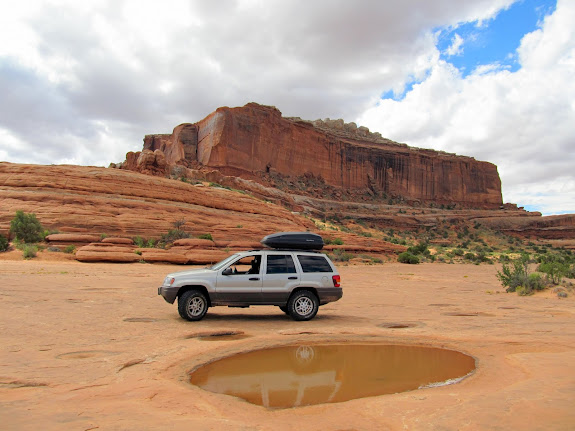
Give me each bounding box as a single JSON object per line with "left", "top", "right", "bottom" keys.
{"left": 288, "top": 291, "right": 319, "bottom": 321}
{"left": 178, "top": 290, "right": 208, "bottom": 321}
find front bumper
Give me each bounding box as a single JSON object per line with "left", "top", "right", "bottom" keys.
{"left": 158, "top": 285, "right": 179, "bottom": 304}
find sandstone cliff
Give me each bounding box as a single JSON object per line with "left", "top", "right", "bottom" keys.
{"left": 128, "top": 103, "right": 502, "bottom": 209}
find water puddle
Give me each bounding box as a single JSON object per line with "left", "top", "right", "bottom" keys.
{"left": 189, "top": 344, "right": 475, "bottom": 408}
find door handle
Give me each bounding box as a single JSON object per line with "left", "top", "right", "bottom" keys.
{"left": 288, "top": 276, "right": 298, "bottom": 280}
{"left": 249, "top": 277, "right": 260, "bottom": 281}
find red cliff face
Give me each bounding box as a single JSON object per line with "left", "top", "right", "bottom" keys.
{"left": 139, "top": 103, "right": 503, "bottom": 209}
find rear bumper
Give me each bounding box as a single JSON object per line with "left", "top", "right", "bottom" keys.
{"left": 158, "top": 286, "right": 178, "bottom": 304}
{"left": 318, "top": 287, "right": 343, "bottom": 305}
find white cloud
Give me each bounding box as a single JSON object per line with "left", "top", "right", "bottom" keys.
{"left": 0, "top": 0, "right": 571, "bottom": 215}
{"left": 359, "top": 0, "right": 575, "bottom": 215}
{"left": 445, "top": 33, "right": 464, "bottom": 56}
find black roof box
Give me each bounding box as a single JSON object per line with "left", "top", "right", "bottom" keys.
{"left": 261, "top": 232, "right": 324, "bottom": 251}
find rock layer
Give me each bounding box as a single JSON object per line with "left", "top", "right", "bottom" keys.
{"left": 138, "top": 103, "right": 503, "bottom": 209}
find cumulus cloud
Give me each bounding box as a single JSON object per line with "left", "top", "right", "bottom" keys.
{"left": 359, "top": 0, "right": 575, "bottom": 214}
{"left": 0, "top": 0, "right": 571, "bottom": 214}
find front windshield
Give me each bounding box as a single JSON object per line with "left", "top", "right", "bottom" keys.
{"left": 209, "top": 254, "right": 239, "bottom": 271}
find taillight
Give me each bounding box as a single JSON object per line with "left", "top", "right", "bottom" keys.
{"left": 332, "top": 275, "right": 341, "bottom": 287}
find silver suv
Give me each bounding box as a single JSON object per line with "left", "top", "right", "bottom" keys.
{"left": 158, "top": 249, "right": 342, "bottom": 321}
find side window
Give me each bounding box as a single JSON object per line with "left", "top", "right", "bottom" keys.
{"left": 297, "top": 255, "right": 333, "bottom": 273}
{"left": 227, "top": 255, "right": 261, "bottom": 275}
{"left": 266, "top": 254, "right": 296, "bottom": 274}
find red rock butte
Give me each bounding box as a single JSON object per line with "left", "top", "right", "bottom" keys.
{"left": 126, "top": 103, "right": 503, "bottom": 209}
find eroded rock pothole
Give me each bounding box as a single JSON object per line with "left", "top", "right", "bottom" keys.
{"left": 188, "top": 343, "right": 475, "bottom": 408}
{"left": 185, "top": 331, "right": 250, "bottom": 341}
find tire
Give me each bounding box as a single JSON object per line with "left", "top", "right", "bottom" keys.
{"left": 279, "top": 305, "right": 289, "bottom": 315}
{"left": 287, "top": 291, "right": 319, "bottom": 321}
{"left": 178, "top": 290, "right": 208, "bottom": 321}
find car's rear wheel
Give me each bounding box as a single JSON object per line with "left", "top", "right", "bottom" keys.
{"left": 288, "top": 291, "right": 318, "bottom": 321}
{"left": 178, "top": 290, "right": 208, "bottom": 321}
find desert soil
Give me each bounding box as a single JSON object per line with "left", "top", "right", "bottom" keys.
{"left": 1, "top": 258, "right": 574, "bottom": 431}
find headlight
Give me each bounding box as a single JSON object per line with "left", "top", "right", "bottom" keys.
{"left": 164, "top": 277, "right": 175, "bottom": 286}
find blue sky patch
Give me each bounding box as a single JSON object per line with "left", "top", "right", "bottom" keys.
{"left": 436, "top": 0, "right": 556, "bottom": 76}
{"left": 383, "top": 0, "right": 556, "bottom": 101}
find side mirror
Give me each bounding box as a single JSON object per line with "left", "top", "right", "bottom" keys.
{"left": 222, "top": 268, "right": 232, "bottom": 276}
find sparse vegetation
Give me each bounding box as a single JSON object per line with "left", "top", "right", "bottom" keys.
{"left": 0, "top": 235, "right": 9, "bottom": 252}
{"left": 22, "top": 245, "right": 38, "bottom": 259}
{"left": 158, "top": 219, "right": 191, "bottom": 247}
{"left": 198, "top": 233, "right": 214, "bottom": 241}
{"left": 10, "top": 211, "right": 43, "bottom": 243}
{"left": 64, "top": 245, "right": 76, "bottom": 254}
{"left": 330, "top": 249, "right": 354, "bottom": 262}
{"left": 325, "top": 237, "right": 344, "bottom": 245}
{"left": 398, "top": 251, "right": 420, "bottom": 264}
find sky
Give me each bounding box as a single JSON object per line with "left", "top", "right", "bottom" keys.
{"left": 0, "top": 0, "right": 573, "bottom": 215}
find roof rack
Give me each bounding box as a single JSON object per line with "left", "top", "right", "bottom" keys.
{"left": 246, "top": 249, "right": 322, "bottom": 253}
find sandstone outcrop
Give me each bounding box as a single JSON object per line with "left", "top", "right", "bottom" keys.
{"left": 0, "top": 162, "right": 309, "bottom": 240}
{"left": 1, "top": 162, "right": 409, "bottom": 264}
{"left": 130, "top": 103, "right": 503, "bottom": 209}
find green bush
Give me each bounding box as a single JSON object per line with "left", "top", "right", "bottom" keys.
{"left": 198, "top": 233, "right": 214, "bottom": 241}
{"left": 537, "top": 259, "right": 570, "bottom": 285}
{"left": 0, "top": 235, "right": 9, "bottom": 252}
{"left": 10, "top": 211, "right": 43, "bottom": 243}
{"left": 64, "top": 245, "right": 76, "bottom": 254}
{"left": 325, "top": 237, "right": 344, "bottom": 245}
{"left": 159, "top": 229, "right": 190, "bottom": 246}
{"left": 496, "top": 255, "right": 544, "bottom": 294}
{"left": 331, "top": 249, "right": 353, "bottom": 262}
{"left": 407, "top": 242, "right": 430, "bottom": 256}
{"left": 398, "top": 251, "right": 420, "bottom": 264}
{"left": 22, "top": 245, "right": 38, "bottom": 259}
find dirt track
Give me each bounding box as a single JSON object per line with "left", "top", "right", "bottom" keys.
{"left": 1, "top": 260, "right": 574, "bottom": 430}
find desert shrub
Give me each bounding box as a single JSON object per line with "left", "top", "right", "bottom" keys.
{"left": 22, "top": 245, "right": 38, "bottom": 259}
{"left": 47, "top": 246, "right": 61, "bottom": 252}
{"left": 407, "top": 242, "right": 429, "bottom": 256}
{"left": 538, "top": 261, "right": 570, "bottom": 285}
{"left": 10, "top": 211, "right": 43, "bottom": 243}
{"left": 497, "top": 256, "right": 533, "bottom": 293}
{"left": 198, "top": 233, "right": 214, "bottom": 241}
{"left": 0, "top": 235, "right": 9, "bottom": 252}
{"left": 159, "top": 229, "right": 190, "bottom": 246}
{"left": 64, "top": 245, "right": 76, "bottom": 254}
{"left": 331, "top": 249, "right": 353, "bottom": 262}
{"left": 453, "top": 248, "right": 464, "bottom": 256}
{"left": 537, "top": 254, "right": 572, "bottom": 284}
{"left": 134, "top": 236, "right": 156, "bottom": 248}
{"left": 464, "top": 252, "right": 476, "bottom": 261}
{"left": 325, "top": 237, "right": 344, "bottom": 245}
{"left": 516, "top": 273, "right": 545, "bottom": 296}
{"left": 398, "top": 251, "right": 420, "bottom": 264}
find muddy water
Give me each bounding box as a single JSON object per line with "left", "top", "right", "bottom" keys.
{"left": 189, "top": 344, "right": 476, "bottom": 408}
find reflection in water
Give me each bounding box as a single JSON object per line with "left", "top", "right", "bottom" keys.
{"left": 189, "top": 344, "right": 475, "bottom": 408}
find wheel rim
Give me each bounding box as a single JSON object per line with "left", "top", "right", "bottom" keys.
{"left": 188, "top": 297, "right": 205, "bottom": 316}
{"left": 295, "top": 296, "right": 314, "bottom": 316}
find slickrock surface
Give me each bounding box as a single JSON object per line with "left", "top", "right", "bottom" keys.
{"left": 0, "top": 162, "right": 310, "bottom": 240}
{"left": 0, "top": 260, "right": 573, "bottom": 430}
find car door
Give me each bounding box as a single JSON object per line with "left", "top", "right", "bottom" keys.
{"left": 215, "top": 254, "right": 263, "bottom": 304}
{"left": 261, "top": 253, "right": 300, "bottom": 304}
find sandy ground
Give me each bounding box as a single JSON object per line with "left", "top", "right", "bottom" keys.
{"left": 1, "top": 258, "right": 574, "bottom": 431}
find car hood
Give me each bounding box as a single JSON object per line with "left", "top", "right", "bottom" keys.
{"left": 167, "top": 268, "right": 215, "bottom": 279}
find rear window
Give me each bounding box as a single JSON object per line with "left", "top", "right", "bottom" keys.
{"left": 266, "top": 254, "right": 297, "bottom": 274}
{"left": 297, "top": 255, "right": 333, "bottom": 273}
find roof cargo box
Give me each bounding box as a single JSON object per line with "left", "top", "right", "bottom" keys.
{"left": 261, "top": 232, "right": 324, "bottom": 251}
